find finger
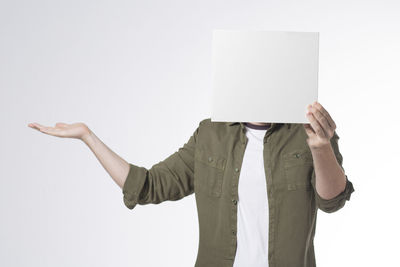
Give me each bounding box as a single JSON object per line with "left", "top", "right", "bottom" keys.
{"left": 310, "top": 105, "right": 332, "bottom": 136}
{"left": 313, "top": 102, "right": 336, "bottom": 129}
{"left": 28, "top": 122, "right": 47, "bottom": 131}
{"left": 39, "top": 126, "right": 56, "bottom": 134}
{"left": 40, "top": 126, "right": 65, "bottom": 137}
{"left": 306, "top": 111, "right": 327, "bottom": 138}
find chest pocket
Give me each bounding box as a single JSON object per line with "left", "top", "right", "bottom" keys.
{"left": 194, "top": 148, "right": 226, "bottom": 197}
{"left": 282, "top": 149, "right": 314, "bottom": 191}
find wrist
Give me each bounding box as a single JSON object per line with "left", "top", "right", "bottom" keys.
{"left": 81, "top": 129, "right": 95, "bottom": 145}
{"left": 309, "top": 142, "right": 333, "bottom": 154}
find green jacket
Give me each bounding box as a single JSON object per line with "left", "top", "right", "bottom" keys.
{"left": 122, "top": 118, "right": 355, "bottom": 267}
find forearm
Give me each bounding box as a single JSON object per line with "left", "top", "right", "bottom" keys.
{"left": 310, "top": 143, "right": 346, "bottom": 200}
{"left": 81, "top": 129, "right": 130, "bottom": 189}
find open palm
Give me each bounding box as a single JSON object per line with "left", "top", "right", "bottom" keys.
{"left": 28, "top": 122, "right": 89, "bottom": 140}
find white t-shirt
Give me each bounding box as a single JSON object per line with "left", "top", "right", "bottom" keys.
{"left": 233, "top": 123, "right": 270, "bottom": 267}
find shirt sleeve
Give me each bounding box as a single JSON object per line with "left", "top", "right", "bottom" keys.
{"left": 311, "top": 130, "right": 355, "bottom": 213}
{"left": 122, "top": 121, "right": 200, "bottom": 210}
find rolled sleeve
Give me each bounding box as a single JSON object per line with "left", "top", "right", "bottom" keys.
{"left": 122, "top": 163, "right": 148, "bottom": 209}
{"left": 313, "top": 172, "right": 355, "bottom": 213}
{"left": 312, "top": 130, "right": 355, "bottom": 213}
{"left": 122, "top": 121, "right": 201, "bottom": 210}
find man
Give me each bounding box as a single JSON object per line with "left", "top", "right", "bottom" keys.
{"left": 28, "top": 101, "right": 354, "bottom": 267}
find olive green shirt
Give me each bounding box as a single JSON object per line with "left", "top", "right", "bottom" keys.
{"left": 122, "top": 118, "right": 355, "bottom": 267}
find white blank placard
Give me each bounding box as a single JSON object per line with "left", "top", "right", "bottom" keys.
{"left": 211, "top": 30, "right": 319, "bottom": 123}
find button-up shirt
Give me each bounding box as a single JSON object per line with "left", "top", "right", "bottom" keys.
{"left": 122, "top": 118, "right": 355, "bottom": 267}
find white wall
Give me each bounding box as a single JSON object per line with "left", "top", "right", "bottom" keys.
{"left": 1, "top": 0, "right": 399, "bottom": 266}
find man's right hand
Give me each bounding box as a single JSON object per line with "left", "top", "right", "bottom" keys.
{"left": 28, "top": 122, "right": 91, "bottom": 141}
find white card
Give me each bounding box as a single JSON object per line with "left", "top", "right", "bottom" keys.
{"left": 211, "top": 30, "right": 319, "bottom": 124}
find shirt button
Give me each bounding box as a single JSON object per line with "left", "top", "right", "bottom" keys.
{"left": 235, "top": 167, "right": 239, "bottom": 172}
{"left": 232, "top": 230, "right": 236, "bottom": 235}
{"left": 295, "top": 153, "right": 300, "bottom": 158}
{"left": 208, "top": 156, "right": 213, "bottom": 162}
{"left": 232, "top": 199, "right": 237, "bottom": 205}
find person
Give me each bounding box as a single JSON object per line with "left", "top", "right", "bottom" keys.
{"left": 28, "top": 101, "right": 354, "bottom": 267}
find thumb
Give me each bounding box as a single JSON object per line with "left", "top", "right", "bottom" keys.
{"left": 303, "top": 123, "right": 315, "bottom": 136}
{"left": 55, "top": 122, "right": 68, "bottom": 128}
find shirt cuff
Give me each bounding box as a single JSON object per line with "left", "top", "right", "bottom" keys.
{"left": 315, "top": 174, "right": 355, "bottom": 213}
{"left": 122, "top": 163, "right": 148, "bottom": 209}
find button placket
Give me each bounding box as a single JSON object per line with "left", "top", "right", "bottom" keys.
{"left": 229, "top": 123, "right": 247, "bottom": 258}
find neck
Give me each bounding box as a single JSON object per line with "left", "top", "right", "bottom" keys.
{"left": 244, "top": 122, "right": 271, "bottom": 130}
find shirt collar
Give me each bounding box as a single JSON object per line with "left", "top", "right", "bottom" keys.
{"left": 227, "top": 121, "right": 290, "bottom": 129}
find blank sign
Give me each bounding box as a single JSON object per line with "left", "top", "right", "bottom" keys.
{"left": 211, "top": 30, "right": 319, "bottom": 123}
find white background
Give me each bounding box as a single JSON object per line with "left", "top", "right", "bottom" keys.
{"left": 1, "top": 0, "right": 399, "bottom": 266}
